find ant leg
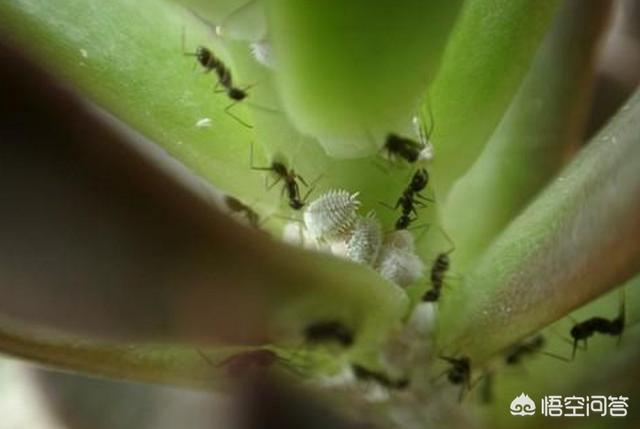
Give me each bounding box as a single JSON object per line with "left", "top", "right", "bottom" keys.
{"left": 196, "top": 349, "right": 215, "bottom": 367}
{"left": 224, "top": 101, "right": 253, "bottom": 128}
{"left": 378, "top": 201, "right": 396, "bottom": 211}
{"left": 295, "top": 173, "right": 309, "bottom": 188}
{"left": 415, "top": 193, "right": 435, "bottom": 204}
{"left": 571, "top": 339, "right": 578, "bottom": 360}
{"left": 266, "top": 176, "right": 282, "bottom": 191}
{"left": 430, "top": 368, "right": 449, "bottom": 384}
{"left": 407, "top": 223, "right": 430, "bottom": 233}
{"left": 301, "top": 186, "right": 315, "bottom": 204}
{"left": 214, "top": 81, "right": 225, "bottom": 93}
{"left": 540, "top": 350, "right": 571, "bottom": 363}
{"left": 181, "top": 27, "right": 195, "bottom": 57}
{"left": 306, "top": 173, "right": 324, "bottom": 190}
{"left": 249, "top": 143, "right": 273, "bottom": 171}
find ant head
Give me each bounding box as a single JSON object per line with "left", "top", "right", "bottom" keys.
{"left": 395, "top": 378, "right": 410, "bottom": 389}
{"left": 410, "top": 168, "right": 429, "bottom": 190}
{"left": 448, "top": 371, "right": 465, "bottom": 384}
{"left": 289, "top": 200, "right": 305, "bottom": 210}
{"left": 570, "top": 323, "right": 589, "bottom": 340}
{"left": 271, "top": 161, "right": 288, "bottom": 176}
{"left": 395, "top": 216, "right": 410, "bottom": 230}
{"left": 531, "top": 335, "right": 545, "bottom": 348}
{"left": 505, "top": 354, "right": 519, "bottom": 365}
{"left": 195, "top": 46, "right": 211, "bottom": 66}
{"left": 422, "top": 289, "right": 440, "bottom": 302}
{"left": 228, "top": 87, "right": 247, "bottom": 101}
{"left": 609, "top": 317, "right": 625, "bottom": 335}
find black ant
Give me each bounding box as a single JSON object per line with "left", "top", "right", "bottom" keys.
{"left": 224, "top": 195, "right": 260, "bottom": 227}
{"left": 504, "top": 335, "right": 545, "bottom": 365}
{"left": 351, "top": 364, "right": 409, "bottom": 390}
{"left": 250, "top": 144, "right": 311, "bottom": 210}
{"left": 438, "top": 355, "right": 473, "bottom": 402}
{"left": 383, "top": 103, "right": 435, "bottom": 164}
{"left": 389, "top": 168, "right": 430, "bottom": 230}
{"left": 198, "top": 349, "right": 279, "bottom": 377}
{"left": 422, "top": 228, "right": 455, "bottom": 302}
{"left": 303, "top": 320, "right": 354, "bottom": 348}
{"left": 568, "top": 289, "right": 625, "bottom": 359}
{"left": 383, "top": 133, "right": 425, "bottom": 163}
{"left": 182, "top": 30, "right": 256, "bottom": 128}
{"left": 504, "top": 334, "right": 569, "bottom": 365}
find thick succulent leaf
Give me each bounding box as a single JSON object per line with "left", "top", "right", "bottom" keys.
{"left": 444, "top": 0, "right": 613, "bottom": 271}
{"left": 0, "top": 0, "right": 280, "bottom": 212}
{"left": 0, "top": 0, "right": 444, "bottom": 235}
{"left": 0, "top": 43, "right": 407, "bottom": 380}
{"left": 485, "top": 277, "right": 640, "bottom": 428}
{"left": 427, "top": 0, "right": 562, "bottom": 195}
{"left": 438, "top": 88, "right": 640, "bottom": 362}
{"left": 267, "top": 0, "right": 463, "bottom": 158}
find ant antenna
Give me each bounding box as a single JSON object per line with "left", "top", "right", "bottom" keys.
{"left": 196, "top": 349, "right": 215, "bottom": 366}
{"left": 539, "top": 350, "right": 571, "bottom": 363}
{"left": 618, "top": 287, "right": 626, "bottom": 324}
{"left": 616, "top": 287, "right": 626, "bottom": 346}
{"left": 424, "top": 90, "right": 435, "bottom": 140}
{"left": 224, "top": 99, "right": 253, "bottom": 128}
{"left": 437, "top": 225, "right": 456, "bottom": 254}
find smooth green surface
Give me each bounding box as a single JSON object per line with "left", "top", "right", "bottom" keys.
{"left": 444, "top": 0, "right": 610, "bottom": 271}
{"left": 427, "top": 0, "right": 562, "bottom": 195}
{"left": 0, "top": 0, "right": 412, "bottom": 381}
{"left": 0, "top": 0, "right": 275, "bottom": 210}
{"left": 268, "top": 0, "right": 463, "bottom": 158}
{"left": 439, "top": 89, "right": 640, "bottom": 362}
{"left": 2, "top": 0, "right": 640, "bottom": 426}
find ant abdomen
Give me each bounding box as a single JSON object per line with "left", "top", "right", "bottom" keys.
{"left": 304, "top": 320, "right": 354, "bottom": 348}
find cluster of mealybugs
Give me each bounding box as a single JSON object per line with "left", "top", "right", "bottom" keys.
{"left": 187, "top": 19, "right": 632, "bottom": 405}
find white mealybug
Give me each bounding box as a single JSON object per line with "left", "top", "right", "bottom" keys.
{"left": 345, "top": 213, "right": 382, "bottom": 265}
{"left": 195, "top": 117, "right": 213, "bottom": 128}
{"left": 250, "top": 40, "right": 276, "bottom": 69}
{"left": 376, "top": 230, "right": 424, "bottom": 287}
{"left": 413, "top": 115, "right": 434, "bottom": 162}
{"left": 304, "top": 190, "right": 360, "bottom": 242}
{"left": 282, "top": 221, "right": 331, "bottom": 253}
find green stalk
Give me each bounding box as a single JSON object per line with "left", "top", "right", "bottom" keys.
{"left": 444, "top": 0, "right": 613, "bottom": 271}
{"left": 439, "top": 89, "right": 640, "bottom": 362}
{"left": 427, "top": 0, "right": 562, "bottom": 195}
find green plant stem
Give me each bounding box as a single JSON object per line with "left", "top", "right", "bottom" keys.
{"left": 438, "top": 89, "right": 640, "bottom": 363}
{"left": 444, "top": 0, "right": 613, "bottom": 271}
{"left": 427, "top": 0, "right": 562, "bottom": 196}
{"left": 267, "top": 0, "right": 463, "bottom": 158}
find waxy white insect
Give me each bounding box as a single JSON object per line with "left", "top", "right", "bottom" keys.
{"left": 345, "top": 213, "right": 382, "bottom": 266}
{"left": 376, "top": 230, "right": 424, "bottom": 287}
{"left": 413, "top": 115, "right": 434, "bottom": 162}
{"left": 250, "top": 40, "right": 276, "bottom": 69}
{"left": 195, "top": 117, "right": 213, "bottom": 128}
{"left": 304, "top": 190, "right": 360, "bottom": 242}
